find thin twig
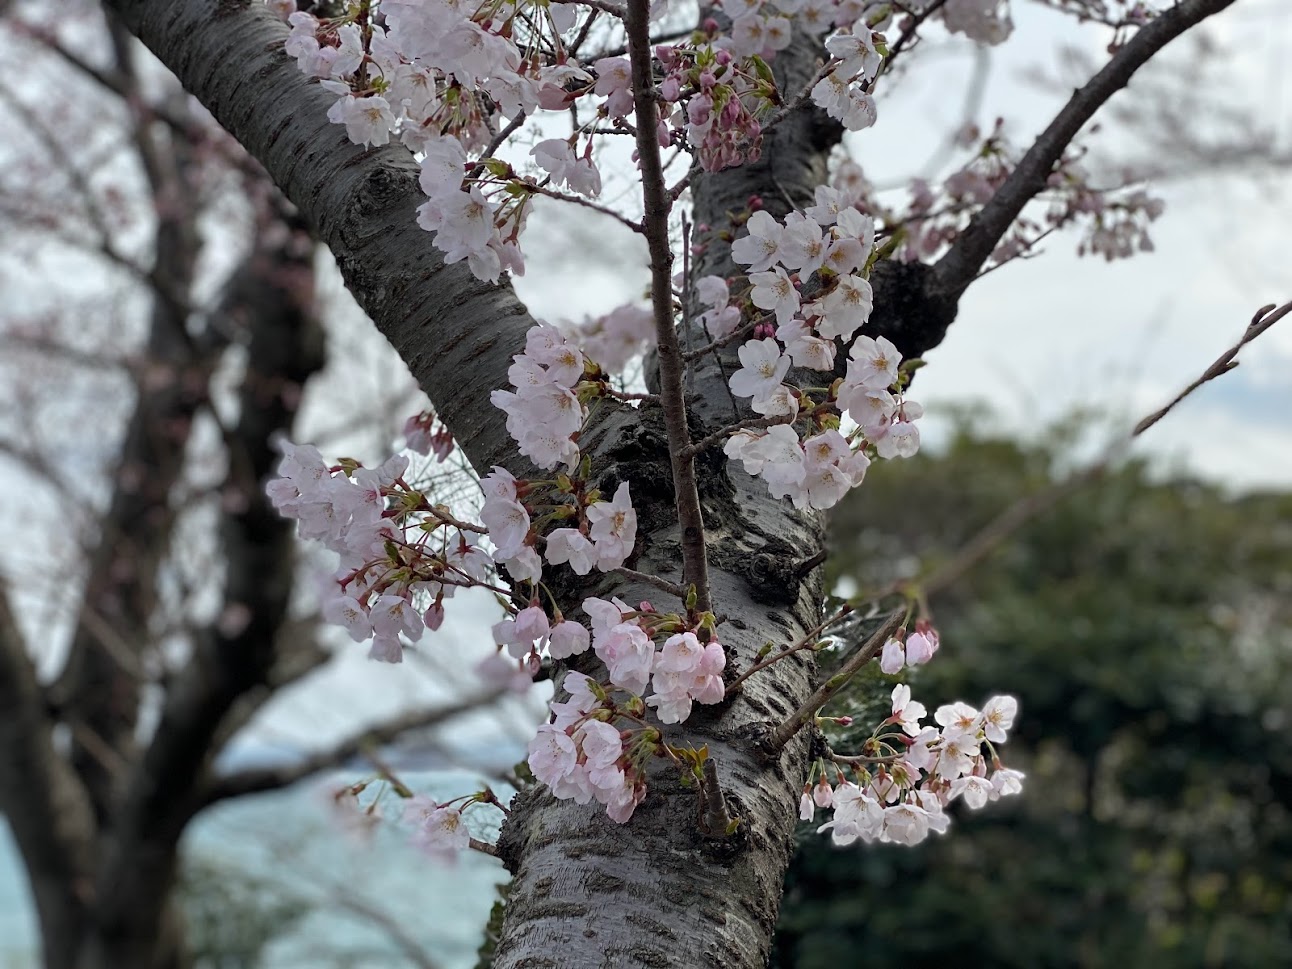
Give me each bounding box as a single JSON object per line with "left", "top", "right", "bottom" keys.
{"left": 525, "top": 183, "right": 643, "bottom": 234}
{"left": 555, "top": 0, "right": 625, "bottom": 17}
{"left": 757, "top": 58, "right": 838, "bottom": 141}
{"left": 471, "top": 111, "right": 528, "bottom": 176}
{"left": 763, "top": 610, "right": 905, "bottom": 755}
{"left": 625, "top": 0, "right": 711, "bottom": 611}
{"left": 667, "top": 165, "right": 698, "bottom": 202}
{"left": 681, "top": 414, "right": 794, "bottom": 459}
{"left": 200, "top": 690, "right": 507, "bottom": 805}
{"left": 682, "top": 313, "right": 764, "bottom": 362}
{"left": 726, "top": 607, "right": 852, "bottom": 697}
{"left": 470, "top": 837, "right": 501, "bottom": 857}
{"left": 611, "top": 566, "right": 688, "bottom": 600}
{"left": 871, "top": 0, "right": 949, "bottom": 87}
{"left": 683, "top": 216, "right": 694, "bottom": 397}
{"left": 792, "top": 548, "right": 828, "bottom": 578}
{"left": 920, "top": 299, "right": 1290, "bottom": 598}
{"left": 1132, "top": 299, "right": 1291, "bottom": 436}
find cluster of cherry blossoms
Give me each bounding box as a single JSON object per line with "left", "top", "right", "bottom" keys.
{"left": 802, "top": 684, "right": 1023, "bottom": 846}
{"left": 260, "top": 0, "right": 1034, "bottom": 850}
{"left": 879, "top": 619, "right": 940, "bottom": 674}
{"left": 940, "top": 0, "right": 1014, "bottom": 45}
{"left": 479, "top": 465, "right": 637, "bottom": 586}
{"left": 264, "top": 322, "right": 644, "bottom": 667}
{"left": 328, "top": 778, "right": 509, "bottom": 865}
{"left": 712, "top": 193, "right": 922, "bottom": 509}
{"left": 490, "top": 324, "right": 589, "bottom": 472}
{"left": 266, "top": 439, "right": 488, "bottom": 663}
{"left": 571, "top": 304, "right": 656, "bottom": 374}
{"left": 268, "top": 0, "right": 905, "bottom": 282}
{"left": 528, "top": 602, "right": 727, "bottom": 822}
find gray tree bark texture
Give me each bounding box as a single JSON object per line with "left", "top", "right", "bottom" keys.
{"left": 94, "top": 0, "right": 1238, "bottom": 966}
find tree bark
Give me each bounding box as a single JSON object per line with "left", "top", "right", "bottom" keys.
{"left": 105, "top": 0, "right": 535, "bottom": 476}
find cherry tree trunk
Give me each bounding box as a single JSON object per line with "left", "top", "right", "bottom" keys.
{"left": 98, "top": 3, "right": 905, "bottom": 967}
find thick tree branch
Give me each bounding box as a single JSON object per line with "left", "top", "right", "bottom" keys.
{"left": 0, "top": 587, "right": 97, "bottom": 969}
{"left": 49, "top": 23, "right": 209, "bottom": 823}
{"left": 102, "top": 0, "right": 535, "bottom": 475}
{"left": 80, "top": 219, "right": 325, "bottom": 969}
{"left": 929, "top": 0, "right": 1238, "bottom": 299}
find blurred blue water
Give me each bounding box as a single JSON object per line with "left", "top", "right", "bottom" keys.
{"left": 0, "top": 766, "right": 509, "bottom": 969}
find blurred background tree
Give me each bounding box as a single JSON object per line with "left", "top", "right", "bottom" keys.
{"left": 772, "top": 414, "right": 1292, "bottom": 969}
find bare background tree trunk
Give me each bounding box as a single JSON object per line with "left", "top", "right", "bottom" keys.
{"left": 0, "top": 13, "right": 327, "bottom": 954}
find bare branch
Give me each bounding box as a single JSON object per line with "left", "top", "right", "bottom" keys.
{"left": 1132, "top": 299, "right": 1291, "bottom": 437}
{"left": 201, "top": 690, "right": 507, "bottom": 806}
{"left": 327, "top": 892, "right": 444, "bottom": 969}
{"left": 930, "top": 0, "right": 1238, "bottom": 299}
{"left": 920, "top": 299, "right": 1290, "bottom": 598}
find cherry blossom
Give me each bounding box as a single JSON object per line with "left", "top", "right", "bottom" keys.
{"left": 261, "top": 0, "right": 1029, "bottom": 843}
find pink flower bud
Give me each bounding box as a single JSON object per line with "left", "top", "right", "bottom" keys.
{"left": 687, "top": 94, "right": 712, "bottom": 127}
{"left": 798, "top": 790, "right": 814, "bottom": 821}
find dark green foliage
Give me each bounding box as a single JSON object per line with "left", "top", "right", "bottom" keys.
{"left": 773, "top": 419, "right": 1292, "bottom": 969}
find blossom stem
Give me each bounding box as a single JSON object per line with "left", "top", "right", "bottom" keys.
{"left": 626, "top": 0, "right": 711, "bottom": 612}
{"left": 829, "top": 751, "right": 900, "bottom": 767}
{"left": 469, "top": 837, "right": 500, "bottom": 857}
